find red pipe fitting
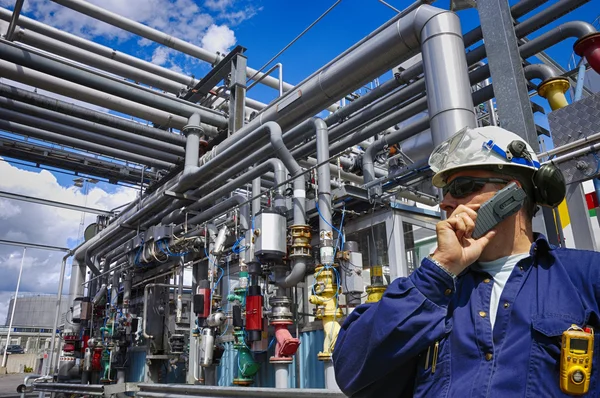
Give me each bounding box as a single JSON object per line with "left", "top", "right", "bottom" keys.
{"left": 272, "top": 322, "right": 300, "bottom": 359}
{"left": 574, "top": 33, "right": 600, "bottom": 74}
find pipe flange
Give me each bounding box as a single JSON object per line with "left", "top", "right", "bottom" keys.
{"left": 182, "top": 124, "right": 204, "bottom": 136}
{"left": 574, "top": 32, "right": 600, "bottom": 57}
{"left": 538, "top": 77, "right": 570, "bottom": 99}
{"left": 270, "top": 357, "right": 293, "bottom": 364}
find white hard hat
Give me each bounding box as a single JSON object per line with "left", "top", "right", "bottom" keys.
{"left": 429, "top": 126, "right": 541, "bottom": 188}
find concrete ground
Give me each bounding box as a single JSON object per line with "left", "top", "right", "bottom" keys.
{"left": 0, "top": 373, "right": 39, "bottom": 398}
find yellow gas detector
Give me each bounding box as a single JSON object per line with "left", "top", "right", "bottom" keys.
{"left": 560, "top": 325, "right": 594, "bottom": 396}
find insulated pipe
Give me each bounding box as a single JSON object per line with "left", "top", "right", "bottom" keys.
{"left": 201, "top": 5, "right": 451, "bottom": 164}
{"left": 0, "top": 42, "right": 228, "bottom": 128}
{"left": 183, "top": 113, "right": 203, "bottom": 173}
{"left": 0, "top": 107, "right": 180, "bottom": 164}
{"left": 0, "top": 83, "right": 186, "bottom": 146}
{"left": 315, "top": 118, "right": 334, "bottom": 265}
{"left": 363, "top": 117, "right": 431, "bottom": 186}
{"left": 13, "top": 28, "right": 185, "bottom": 94}
{"left": 0, "top": 60, "right": 190, "bottom": 129}
{"left": 270, "top": 124, "right": 306, "bottom": 226}
{"left": 252, "top": 177, "right": 262, "bottom": 216}
{"left": 0, "top": 96, "right": 185, "bottom": 156}
{"left": 270, "top": 123, "right": 309, "bottom": 288}
{"left": 420, "top": 11, "right": 476, "bottom": 143}
{"left": 0, "top": 9, "right": 267, "bottom": 111}
{"left": 50, "top": 0, "right": 295, "bottom": 95}
{"left": 161, "top": 159, "right": 286, "bottom": 225}
{"left": 0, "top": 118, "right": 174, "bottom": 169}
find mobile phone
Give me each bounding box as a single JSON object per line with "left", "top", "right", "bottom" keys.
{"left": 472, "top": 182, "right": 527, "bottom": 239}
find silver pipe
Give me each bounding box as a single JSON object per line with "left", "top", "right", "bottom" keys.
{"left": 0, "top": 41, "right": 228, "bottom": 128}
{"left": 202, "top": 5, "right": 449, "bottom": 165}
{"left": 299, "top": 158, "right": 367, "bottom": 184}
{"left": 420, "top": 10, "right": 476, "bottom": 144}
{"left": 0, "top": 107, "right": 181, "bottom": 164}
{"left": 183, "top": 113, "right": 203, "bottom": 173}
{"left": 274, "top": 363, "right": 289, "bottom": 389}
{"left": 0, "top": 83, "right": 186, "bottom": 146}
{"left": 0, "top": 8, "right": 194, "bottom": 86}
{"left": 162, "top": 159, "right": 286, "bottom": 225}
{"left": 252, "top": 176, "right": 262, "bottom": 216}
{"left": 0, "top": 97, "right": 185, "bottom": 156}
{"left": 0, "top": 9, "right": 267, "bottom": 111}
{"left": 546, "top": 142, "right": 600, "bottom": 165}
{"left": 182, "top": 195, "right": 247, "bottom": 234}
{"left": 515, "top": 0, "right": 591, "bottom": 38}
{"left": 324, "top": 361, "right": 339, "bottom": 391}
{"left": 270, "top": 123, "right": 305, "bottom": 225}
{"left": 0, "top": 59, "right": 190, "bottom": 129}
{"left": 4, "top": 0, "right": 24, "bottom": 41}
{"left": 315, "top": 118, "right": 334, "bottom": 265}
{"left": 539, "top": 131, "right": 600, "bottom": 159}
{"left": 50, "top": 0, "right": 294, "bottom": 94}
{"left": 523, "top": 64, "right": 559, "bottom": 83}
{"left": 136, "top": 384, "right": 346, "bottom": 397}
{"left": 13, "top": 28, "right": 185, "bottom": 93}
{"left": 0, "top": 118, "right": 174, "bottom": 169}
{"left": 45, "top": 252, "right": 71, "bottom": 376}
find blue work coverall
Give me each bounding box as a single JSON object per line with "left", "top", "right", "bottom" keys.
{"left": 333, "top": 235, "right": 600, "bottom": 397}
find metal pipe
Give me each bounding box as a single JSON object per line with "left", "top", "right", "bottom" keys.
{"left": 50, "top": 0, "right": 294, "bottom": 94}
{"left": 0, "top": 83, "right": 186, "bottom": 146}
{"left": 270, "top": 123, "right": 305, "bottom": 226}
{"left": 136, "top": 384, "right": 346, "bottom": 397}
{"left": 515, "top": 0, "right": 591, "bottom": 38}
{"left": 523, "top": 64, "right": 558, "bottom": 83}
{"left": 4, "top": 0, "right": 24, "bottom": 41}
{"left": 183, "top": 113, "right": 203, "bottom": 173}
{"left": 519, "top": 21, "right": 597, "bottom": 60}
{"left": 324, "top": 361, "right": 339, "bottom": 391}
{"left": 363, "top": 117, "right": 431, "bottom": 186}
{"left": 0, "top": 41, "right": 228, "bottom": 128}
{"left": 0, "top": 116, "right": 175, "bottom": 169}
{"left": 182, "top": 195, "right": 247, "bottom": 234}
{"left": 0, "top": 97, "right": 185, "bottom": 156}
{"left": 201, "top": 5, "right": 450, "bottom": 165}
{"left": 274, "top": 363, "right": 289, "bottom": 389}
{"left": 13, "top": 27, "right": 185, "bottom": 93}
{"left": 315, "top": 118, "right": 334, "bottom": 265}
{"left": 421, "top": 10, "right": 477, "bottom": 144}
{"left": 0, "top": 59, "right": 190, "bottom": 129}
{"left": 2, "top": 247, "right": 26, "bottom": 368}
{"left": 574, "top": 61, "right": 588, "bottom": 101}
{"left": 162, "top": 159, "right": 286, "bottom": 225}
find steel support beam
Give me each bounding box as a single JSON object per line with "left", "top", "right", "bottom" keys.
{"left": 478, "top": 0, "right": 560, "bottom": 245}
{"left": 0, "top": 190, "right": 114, "bottom": 216}
{"left": 229, "top": 53, "right": 247, "bottom": 134}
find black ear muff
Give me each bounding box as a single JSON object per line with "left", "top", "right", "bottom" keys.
{"left": 532, "top": 163, "right": 566, "bottom": 208}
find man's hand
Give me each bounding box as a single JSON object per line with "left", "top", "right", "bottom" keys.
{"left": 431, "top": 204, "right": 496, "bottom": 275}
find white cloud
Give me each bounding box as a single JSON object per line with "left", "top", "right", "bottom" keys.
{"left": 201, "top": 24, "right": 236, "bottom": 55}
{"left": 0, "top": 160, "right": 137, "bottom": 324}
{"left": 204, "top": 0, "right": 234, "bottom": 12}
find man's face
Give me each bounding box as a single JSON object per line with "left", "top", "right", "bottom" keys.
{"left": 440, "top": 169, "right": 511, "bottom": 217}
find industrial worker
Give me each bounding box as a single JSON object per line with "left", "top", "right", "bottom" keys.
{"left": 333, "top": 126, "right": 600, "bottom": 397}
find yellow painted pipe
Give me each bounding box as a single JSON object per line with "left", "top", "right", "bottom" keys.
{"left": 538, "top": 78, "right": 570, "bottom": 111}
{"left": 537, "top": 77, "right": 571, "bottom": 230}
{"left": 309, "top": 265, "right": 343, "bottom": 360}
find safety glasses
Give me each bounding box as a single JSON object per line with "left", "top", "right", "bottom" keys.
{"left": 442, "top": 177, "right": 510, "bottom": 199}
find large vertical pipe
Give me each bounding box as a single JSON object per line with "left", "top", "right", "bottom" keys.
{"left": 4, "top": 0, "right": 24, "bottom": 41}
{"left": 274, "top": 363, "right": 289, "bottom": 388}
{"left": 315, "top": 118, "right": 334, "bottom": 266}
{"left": 183, "top": 114, "right": 203, "bottom": 173}
{"left": 2, "top": 247, "right": 26, "bottom": 368}
{"left": 421, "top": 11, "right": 477, "bottom": 144}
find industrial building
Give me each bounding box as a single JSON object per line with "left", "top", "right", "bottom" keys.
{"left": 0, "top": 0, "right": 599, "bottom": 396}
